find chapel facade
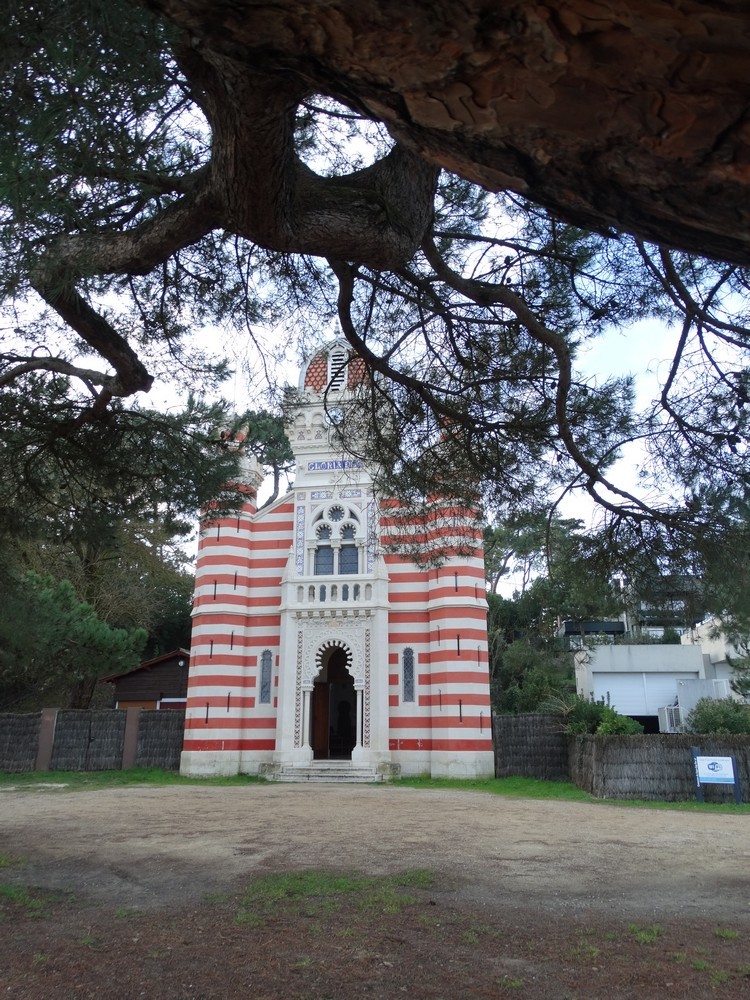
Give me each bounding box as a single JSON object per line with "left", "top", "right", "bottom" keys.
{"left": 180, "top": 340, "right": 494, "bottom": 778}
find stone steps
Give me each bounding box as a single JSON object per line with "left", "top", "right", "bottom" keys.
{"left": 269, "top": 761, "right": 385, "bottom": 783}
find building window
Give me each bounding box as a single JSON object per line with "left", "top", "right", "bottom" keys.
{"left": 260, "top": 650, "right": 272, "bottom": 704}
{"left": 314, "top": 545, "right": 334, "bottom": 575}
{"left": 329, "top": 350, "right": 347, "bottom": 391}
{"left": 339, "top": 544, "right": 359, "bottom": 574}
{"left": 403, "top": 648, "right": 415, "bottom": 703}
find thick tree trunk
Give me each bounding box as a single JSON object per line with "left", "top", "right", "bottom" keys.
{"left": 150, "top": 0, "right": 750, "bottom": 264}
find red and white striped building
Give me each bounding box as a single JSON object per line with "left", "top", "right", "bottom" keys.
{"left": 181, "top": 340, "right": 494, "bottom": 778}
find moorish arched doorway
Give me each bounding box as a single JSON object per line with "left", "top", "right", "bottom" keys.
{"left": 311, "top": 645, "right": 356, "bottom": 759}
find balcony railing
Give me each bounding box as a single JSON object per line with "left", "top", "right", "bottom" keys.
{"left": 288, "top": 576, "right": 375, "bottom": 606}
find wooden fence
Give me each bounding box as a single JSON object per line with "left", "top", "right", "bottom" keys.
{"left": 0, "top": 708, "right": 185, "bottom": 773}
{"left": 493, "top": 715, "right": 750, "bottom": 802}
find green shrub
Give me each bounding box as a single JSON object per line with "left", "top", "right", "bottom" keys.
{"left": 596, "top": 707, "right": 644, "bottom": 735}
{"left": 685, "top": 697, "right": 750, "bottom": 735}
{"left": 545, "top": 694, "right": 644, "bottom": 735}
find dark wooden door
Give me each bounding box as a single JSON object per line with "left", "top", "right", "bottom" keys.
{"left": 312, "top": 681, "right": 330, "bottom": 759}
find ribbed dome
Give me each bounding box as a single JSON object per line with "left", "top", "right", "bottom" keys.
{"left": 299, "top": 338, "right": 367, "bottom": 393}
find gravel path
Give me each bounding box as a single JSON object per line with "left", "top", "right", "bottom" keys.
{"left": 1, "top": 783, "right": 749, "bottom": 923}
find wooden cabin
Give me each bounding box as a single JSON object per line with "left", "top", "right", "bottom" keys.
{"left": 101, "top": 648, "right": 190, "bottom": 710}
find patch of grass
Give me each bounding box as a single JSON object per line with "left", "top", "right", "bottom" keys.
{"left": 710, "top": 970, "right": 729, "bottom": 985}
{"left": 691, "top": 958, "right": 712, "bottom": 971}
{"left": 336, "top": 925, "right": 362, "bottom": 939}
{"left": 0, "top": 852, "right": 24, "bottom": 868}
{"left": 714, "top": 927, "right": 740, "bottom": 940}
{"left": 568, "top": 942, "right": 600, "bottom": 960}
{"left": 203, "top": 891, "right": 229, "bottom": 904}
{"left": 0, "top": 768, "right": 266, "bottom": 790}
{"left": 32, "top": 953, "right": 48, "bottom": 965}
{"left": 391, "top": 868, "right": 434, "bottom": 889}
{"left": 497, "top": 976, "right": 524, "bottom": 988}
{"left": 396, "top": 775, "right": 592, "bottom": 801}
{"left": 114, "top": 906, "right": 142, "bottom": 919}
{"left": 234, "top": 869, "right": 433, "bottom": 928}
{"left": 358, "top": 885, "right": 417, "bottom": 915}
{"left": 628, "top": 923, "right": 664, "bottom": 944}
{"left": 0, "top": 884, "right": 48, "bottom": 918}
{"left": 394, "top": 775, "right": 750, "bottom": 812}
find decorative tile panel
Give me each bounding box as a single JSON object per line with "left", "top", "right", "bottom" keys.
{"left": 366, "top": 501, "right": 376, "bottom": 572}
{"left": 295, "top": 504, "right": 306, "bottom": 574}
{"left": 364, "top": 628, "right": 371, "bottom": 747}
{"left": 294, "top": 628, "right": 304, "bottom": 747}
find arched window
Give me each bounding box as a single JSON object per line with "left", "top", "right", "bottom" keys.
{"left": 260, "top": 650, "right": 272, "bottom": 705}
{"left": 403, "top": 648, "right": 415, "bottom": 703}
{"left": 311, "top": 508, "right": 364, "bottom": 576}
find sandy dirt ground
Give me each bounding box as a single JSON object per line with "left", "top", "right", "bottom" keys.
{"left": 2, "top": 784, "right": 750, "bottom": 999}
{"left": 1, "top": 783, "right": 748, "bottom": 921}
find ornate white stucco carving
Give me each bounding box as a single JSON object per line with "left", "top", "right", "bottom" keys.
{"left": 298, "top": 618, "right": 366, "bottom": 686}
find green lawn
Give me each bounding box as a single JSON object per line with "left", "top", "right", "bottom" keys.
{"left": 0, "top": 768, "right": 264, "bottom": 790}
{"left": 1, "top": 768, "right": 748, "bottom": 811}
{"left": 395, "top": 775, "right": 750, "bottom": 813}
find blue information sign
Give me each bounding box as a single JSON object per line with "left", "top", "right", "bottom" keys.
{"left": 691, "top": 747, "right": 742, "bottom": 805}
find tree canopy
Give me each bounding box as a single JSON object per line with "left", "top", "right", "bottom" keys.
{"left": 3, "top": 0, "right": 750, "bottom": 587}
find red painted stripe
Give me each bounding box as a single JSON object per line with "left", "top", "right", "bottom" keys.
{"left": 183, "top": 739, "right": 276, "bottom": 751}
{"left": 187, "top": 675, "right": 256, "bottom": 688}
{"left": 388, "top": 610, "right": 431, "bottom": 623}
{"left": 194, "top": 594, "right": 281, "bottom": 609}
{"left": 388, "top": 738, "right": 493, "bottom": 751}
{"left": 256, "top": 502, "right": 295, "bottom": 515}
{"left": 184, "top": 714, "right": 276, "bottom": 729}
{"left": 190, "top": 614, "right": 281, "bottom": 628}
{"left": 191, "top": 615, "right": 282, "bottom": 630}
{"left": 418, "top": 693, "right": 491, "bottom": 707}
{"left": 419, "top": 670, "right": 491, "bottom": 685}
{"left": 184, "top": 695, "right": 258, "bottom": 708}
{"left": 389, "top": 715, "right": 489, "bottom": 729}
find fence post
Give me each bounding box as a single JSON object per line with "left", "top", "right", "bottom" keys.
{"left": 35, "top": 708, "right": 59, "bottom": 772}
{"left": 122, "top": 707, "right": 142, "bottom": 770}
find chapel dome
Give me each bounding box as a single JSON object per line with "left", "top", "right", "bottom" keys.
{"left": 299, "top": 338, "right": 368, "bottom": 394}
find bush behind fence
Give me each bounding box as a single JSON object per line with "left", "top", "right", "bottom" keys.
{"left": 494, "top": 714, "right": 750, "bottom": 803}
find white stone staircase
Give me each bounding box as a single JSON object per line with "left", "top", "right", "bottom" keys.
{"left": 266, "top": 760, "right": 388, "bottom": 783}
